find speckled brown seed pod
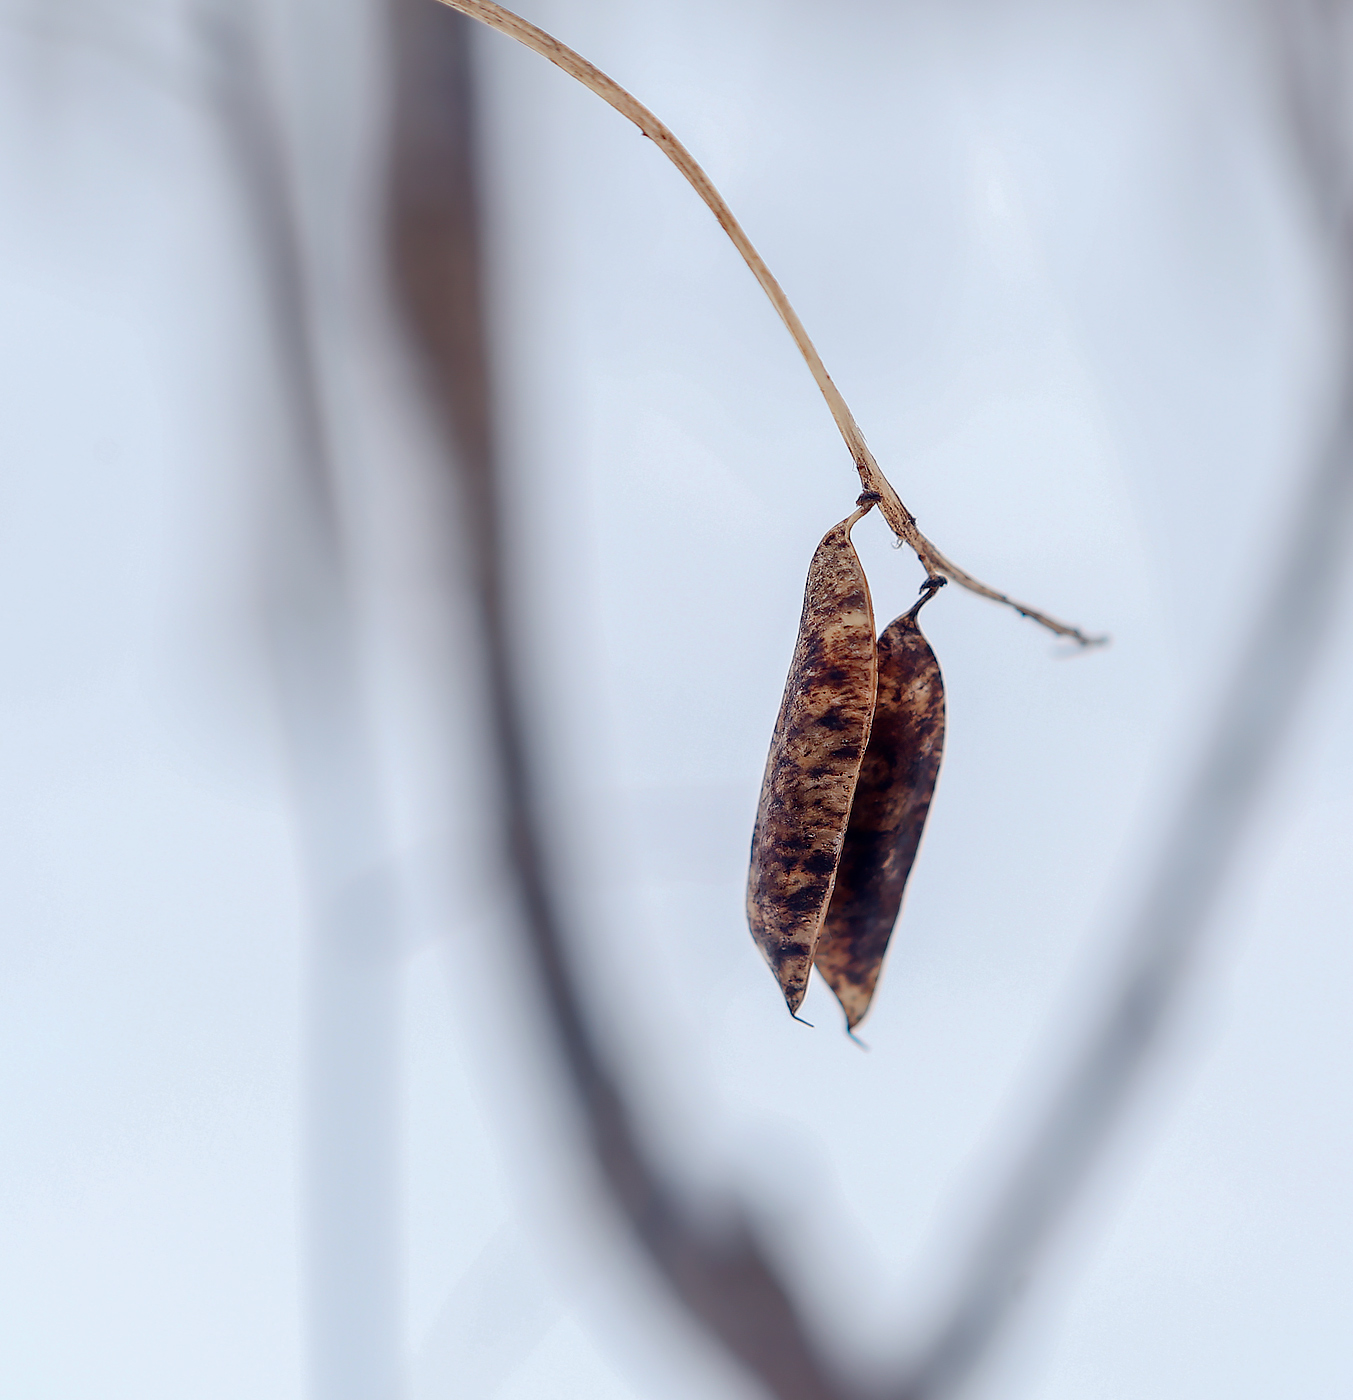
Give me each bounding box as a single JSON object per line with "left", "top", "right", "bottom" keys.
{"left": 746, "top": 502, "right": 878, "bottom": 1015}
{"left": 814, "top": 581, "right": 946, "bottom": 1029}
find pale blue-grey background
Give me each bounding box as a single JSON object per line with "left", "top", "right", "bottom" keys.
{"left": 0, "top": 1, "right": 1349, "bottom": 1397}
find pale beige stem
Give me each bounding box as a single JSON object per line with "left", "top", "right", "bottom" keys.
{"left": 441, "top": 0, "right": 1101, "bottom": 646}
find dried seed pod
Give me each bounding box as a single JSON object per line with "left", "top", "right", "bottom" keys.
{"left": 814, "top": 580, "right": 946, "bottom": 1028}
{"left": 747, "top": 502, "right": 878, "bottom": 1014}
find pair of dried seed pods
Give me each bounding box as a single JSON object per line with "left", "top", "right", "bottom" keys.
{"left": 747, "top": 495, "right": 946, "bottom": 1031}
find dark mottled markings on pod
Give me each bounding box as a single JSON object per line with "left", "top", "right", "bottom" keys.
{"left": 746, "top": 503, "right": 878, "bottom": 1014}
{"left": 815, "top": 584, "right": 946, "bottom": 1029}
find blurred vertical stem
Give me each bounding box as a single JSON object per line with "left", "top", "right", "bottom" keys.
{"left": 199, "top": 8, "right": 401, "bottom": 1398}
{"left": 386, "top": 4, "right": 851, "bottom": 1398}
{"left": 892, "top": 4, "right": 1353, "bottom": 1394}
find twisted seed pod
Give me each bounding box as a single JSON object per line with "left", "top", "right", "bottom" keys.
{"left": 814, "top": 582, "right": 946, "bottom": 1028}
{"left": 747, "top": 503, "right": 878, "bottom": 1014}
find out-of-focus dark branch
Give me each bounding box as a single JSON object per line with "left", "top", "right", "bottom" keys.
{"left": 386, "top": 6, "right": 849, "bottom": 1398}
{"left": 388, "top": 5, "right": 1353, "bottom": 1400}
{"left": 890, "top": 7, "right": 1353, "bottom": 1396}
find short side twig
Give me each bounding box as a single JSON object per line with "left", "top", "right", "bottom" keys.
{"left": 438, "top": 0, "right": 1102, "bottom": 646}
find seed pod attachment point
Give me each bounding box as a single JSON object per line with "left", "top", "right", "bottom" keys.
{"left": 746, "top": 505, "right": 878, "bottom": 1014}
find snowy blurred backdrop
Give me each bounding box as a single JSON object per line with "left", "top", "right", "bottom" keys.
{"left": 1, "top": 1, "right": 1350, "bottom": 1398}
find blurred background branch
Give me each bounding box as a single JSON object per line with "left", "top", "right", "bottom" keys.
{"left": 202, "top": 7, "right": 401, "bottom": 1397}
{"left": 388, "top": 3, "right": 1353, "bottom": 1399}
{"left": 388, "top": 7, "right": 849, "bottom": 1397}
{"left": 893, "top": 13, "right": 1353, "bottom": 1393}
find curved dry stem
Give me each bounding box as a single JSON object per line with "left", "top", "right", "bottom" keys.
{"left": 438, "top": 0, "right": 1102, "bottom": 646}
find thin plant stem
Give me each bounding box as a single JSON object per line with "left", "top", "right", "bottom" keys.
{"left": 437, "top": 0, "right": 1102, "bottom": 646}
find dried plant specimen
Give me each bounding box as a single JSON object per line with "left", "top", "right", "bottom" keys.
{"left": 746, "top": 500, "right": 879, "bottom": 1014}
{"left": 815, "top": 580, "right": 946, "bottom": 1029}
{"left": 438, "top": 0, "right": 1103, "bottom": 1034}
